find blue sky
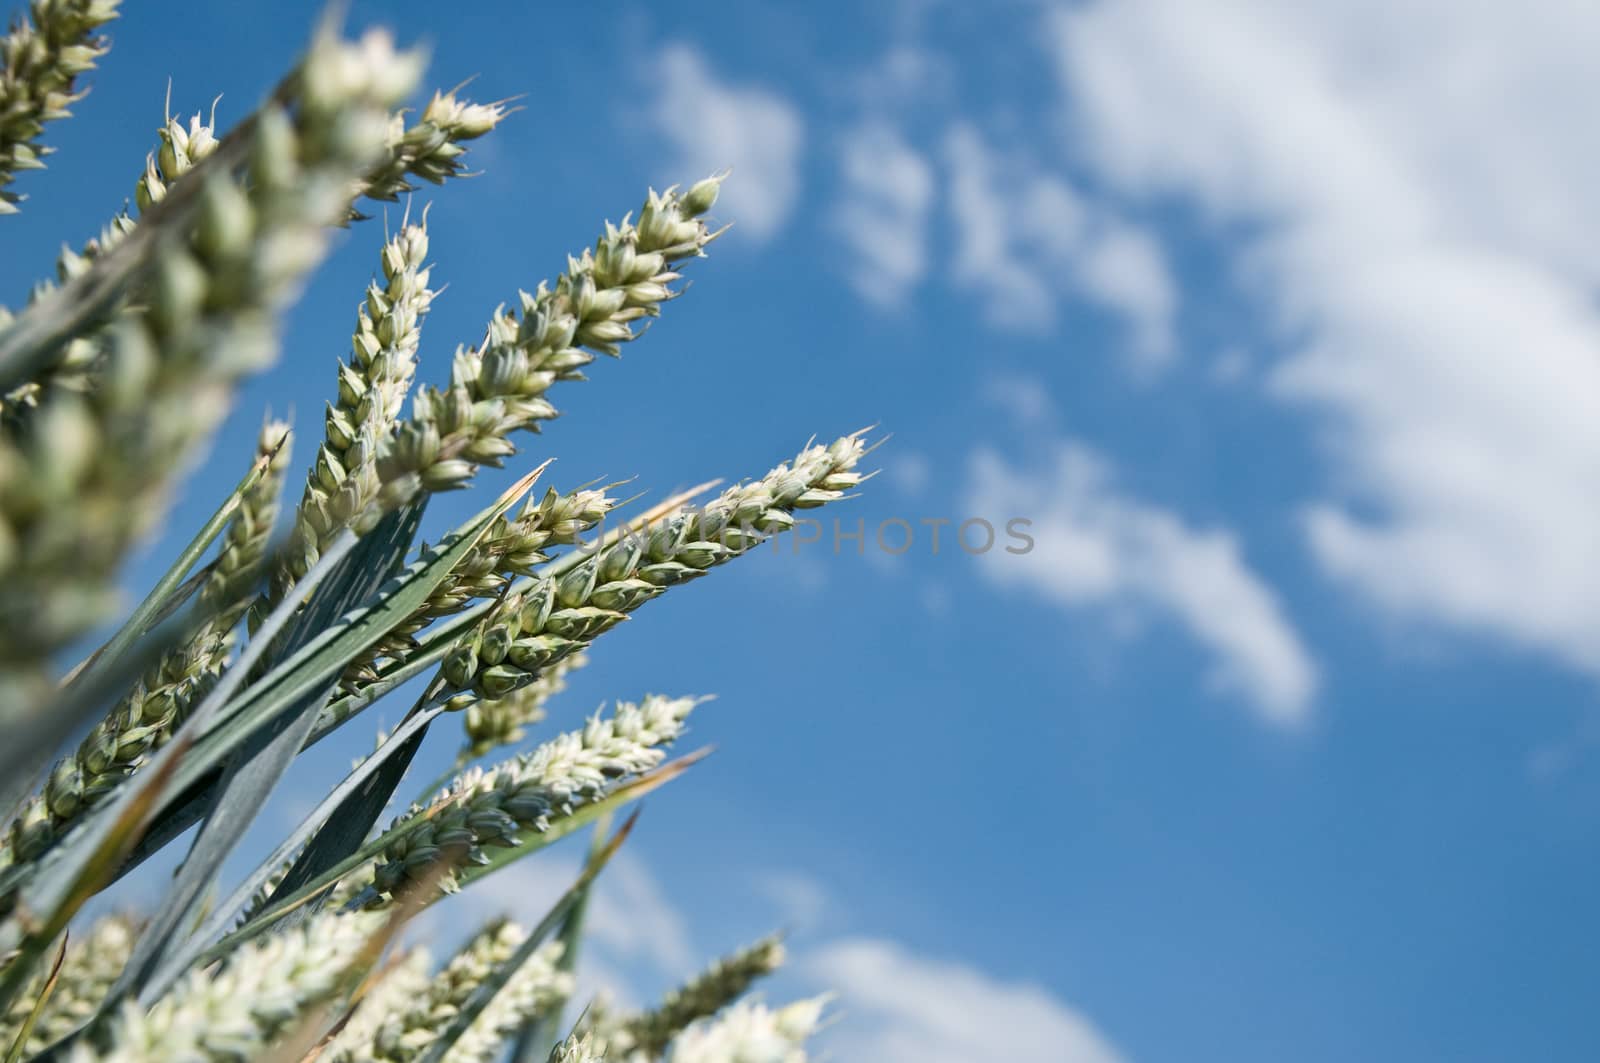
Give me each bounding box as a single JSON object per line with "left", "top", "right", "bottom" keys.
{"left": 6, "top": 1, "right": 1600, "bottom": 1059}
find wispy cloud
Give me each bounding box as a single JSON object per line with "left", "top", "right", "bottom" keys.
{"left": 647, "top": 44, "right": 804, "bottom": 242}
{"left": 835, "top": 120, "right": 936, "bottom": 307}
{"left": 452, "top": 856, "right": 1123, "bottom": 1063}
{"left": 943, "top": 124, "right": 1177, "bottom": 366}
{"left": 981, "top": 370, "right": 1057, "bottom": 427}
{"left": 1050, "top": 0, "right": 1600, "bottom": 676}
{"left": 965, "top": 439, "right": 1318, "bottom": 725}
{"left": 805, "top": 937, "right": 1125, "bottom": 1063}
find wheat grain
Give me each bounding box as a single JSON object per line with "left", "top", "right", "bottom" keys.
{"left": 366, "top": 695, "right": 700, "bottom": 898}
{"left": 438, "top": 432, "right": 868, "bottom": 702}
{"left": 4, "top": 419, "right": 292, "bottom": 863}
{"left": 0, "top": 26, "right": 421, "bottom": 707}
{"left": 318, "top": 949, "right": 431, "bottom": 1063}
{"left": 462, "top": 651, "right": 587, "bottom": 759}
{"left": 371, "top": 176, "right": 726, "bottom": 512}
{"left": 549, "top": 1032, "right": 607, "bottom": 1063}
{"left": 0, "top": 913, "right": 136, "bottom": 1054}
{"left": 0, "top": 0, "right": 119, "bottom": 213}
{"left": 343, "top": 485, "right": 618, "bottom": 690}
{"left": 70, "top": 910, "right": 382, "bottom": 1063}
{"left": 441, "top": 937, "right": 571, "bottom": 1063}
{"left": 272, "top": 220, "right": 435, "bottom": 603}
{"left": 322, "top": 920, "right": 568, "bottom": 1063}
{"left": 607, "top": 936, "right": 785, "bottom": 1059}
{"left": 666, "top": 997, "right": 829, "bottom": 1063}
{"left": 204, "top": 419, "right": 294, "bottom": 614}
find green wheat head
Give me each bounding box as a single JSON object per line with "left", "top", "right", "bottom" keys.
{"left": 0, "top": 4, "right": 863, "bottom": 1061}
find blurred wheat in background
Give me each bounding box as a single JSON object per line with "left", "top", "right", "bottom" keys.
{"left": 0, "top": 4, "right": 861, "bottom": 1060}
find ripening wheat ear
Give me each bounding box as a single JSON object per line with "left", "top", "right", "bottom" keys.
{"left": 355, "top": 88, "right": 510, "bottom": 214}
{"left": 436, "top": 432, "right": 870, "bottom": 703}
{"left": 271, "top": 174, "right": 727, "bottom": 612}
{"left": 0, "top": 913, "right": 136, "bottom": 1055}
{"left": 1, "top": 419, "right": 293, "bottom": 864}
{"left": 359, "top": 695, "right": 702, "bottom": 900}
{"left": 461, "top": 651, "right": 588, "bottom": 760}
{"left": 3, "top": 83, "right": 507, "bottom": 419}
{"left": 0, "top": 0, "right": 120, "bottom": 214}
{"left": 371, "top": 175, "right": 728, "bottom": 511}
{"left": 547, "top": 1031, "right": 605, "bottom": 1063}
{"left": 0, "top": 26, "right": 423, "bottom": 713}
{"left": 71, "top": 909, "right": 385, "bottom": 1063}
{"left": 599, "top": 934, "right": 787, "bottom": 1059}
{"left": 317, "top": 948, "right": 432, "bottom": 1063}
{"left": 0, "top": 7, "right": 871, "bottom": 1056}
{"left": 0, "top": 104, "right": 224, "bottom": 421}
{"left": 343, "top": 485, "right": 619, "bottom": 690}
{"left": 323, "top": 921, "right": 569, "bottom": 1063}
{"left": 0, "top": 47, "right": 518, "bottom": 701}
{"left": 668, "top": 996, "right": 832, "bottom": 1063}
{"left": 269, "top": 217, "right": 435, "bottom": 612}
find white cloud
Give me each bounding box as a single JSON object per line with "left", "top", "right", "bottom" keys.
{"left": 966, "top": 440, "right": 1317, "bottom": 725}
{"left": 942, "top": 124, "right": 1178, "bottom": 366}
{"left": 806, "top": 938, "right": 1124, "bottom": 1063}
{"left": 835, "top": 121, "right": 936, "bottom": 306}
{"left": 886, "top": 450, "right": 932, "bottom": 496}
{"left": 1048, "top": 0, "right": 1600, "bottom": 675}
{"left": 439, "top": 857, "right": 1123, "bottom": 1063}
{"left": 751, "top": 870, "right": 830, "bottom": 932}
{"left": 851, "top": 44, "right": 952, "bottom": 109}
{"left": 649, "top": 44, "right": 804, "bottom": 242}
{"left": 982, "top": 370, "right": 1056, "bottom": 427}
{"left": 1212, "top": 346, "right": 1251, "bottom": 384}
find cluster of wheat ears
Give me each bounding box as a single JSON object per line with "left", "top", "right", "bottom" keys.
{"left": 0, "top": 4, "right": 869, "bottom": 1061}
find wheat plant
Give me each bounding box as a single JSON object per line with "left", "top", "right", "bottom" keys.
{"left": 0, "top": 5, "right": 867, "bottom": 1061}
